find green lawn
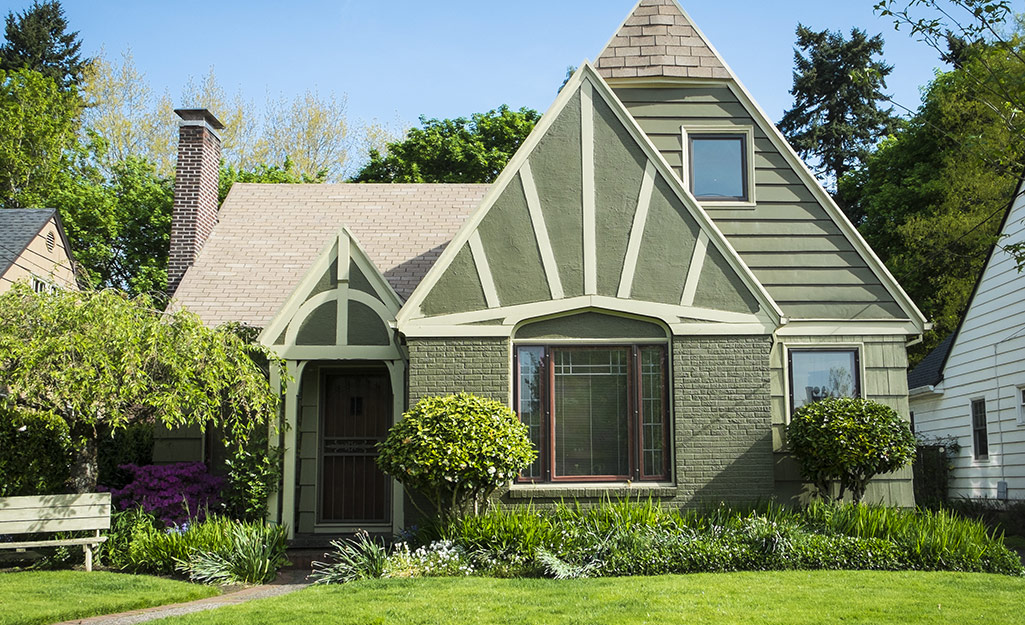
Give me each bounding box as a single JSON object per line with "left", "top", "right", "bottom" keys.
{"left": 0, "top": 570, "right": 219, "bottom": 625}
{"left": 149, "top": 571, "right": 1024, "bottom": 625}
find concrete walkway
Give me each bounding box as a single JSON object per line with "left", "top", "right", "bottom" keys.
{"left": 56, "top": 570, "right": 312, "bottom": 625}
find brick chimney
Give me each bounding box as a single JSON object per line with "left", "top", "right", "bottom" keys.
{"left": 167, "top": 108, "right": 224, "bottom": 297}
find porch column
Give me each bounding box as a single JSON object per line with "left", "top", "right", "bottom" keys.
{"left": 266, "top": 364, "right": 282, "bottom": 523}
{"left": 281, "top": 360, "right": 302, "bottom": 539}
{"left": 385, "top": 359, "right": 406, "bottom": 532}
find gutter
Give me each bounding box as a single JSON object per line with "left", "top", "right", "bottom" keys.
{"left": 908, "top": 385, "right": 940, "bottom": 398}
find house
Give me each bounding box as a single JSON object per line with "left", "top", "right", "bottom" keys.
{"left": 909, "top": 176, "right": 1025, "bottom": 501}
{"left": 159, "top": 0, "right": 927, "bottom": 538}
{"left": 0, "top": 208, "right": 77, "bottom": 294}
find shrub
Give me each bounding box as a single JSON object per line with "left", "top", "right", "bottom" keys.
{"left": 98, "top": 422, "right": 154, "bottom": 492}
{"left": 176, "top": 521, "right": 289, "bottom": 585}
{"left": 110, "top": 462, "right": 224, "bottom": 526}
{"left": 0, "top": 404, "right": 72, "bottom": 496}
{"left": 223, "top": 433, "right": 282, "bottom": 522}
{"left": 311, "top": 531, "right": 389, "bottom": 584}
{"left": 376, "top": 393, "right": 536, "bottom": 522}
{"left": 787, "top": 397, "right": 916, "bottom": 502}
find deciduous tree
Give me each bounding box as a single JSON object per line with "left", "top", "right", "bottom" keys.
{"left": 0, "top": 284, "right": 284, "bottom": 493}
{"left": 352, "top": 105, "right": 539, "bottom": 183}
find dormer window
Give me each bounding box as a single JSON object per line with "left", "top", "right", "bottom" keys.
{"left": 682, "top": 126, "right": 756, "bottom": 206}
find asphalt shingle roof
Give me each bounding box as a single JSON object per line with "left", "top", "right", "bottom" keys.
{"left": 171, "top": 183, "right": 489, "bottom": 327}
{"left": 0, "top": 208, "right": 56, "bottom": 277}
{"left": 907, "top": 332, "right": 956, "bottom": 390}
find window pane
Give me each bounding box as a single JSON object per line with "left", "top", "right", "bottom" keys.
{"left": 790, "top": 350, "right": 857, "bottom": 412}
{"left": 640, "top": 347, "right": 666, "bottom": 478}
{"left": 691, "top": 136, "right": 745, "bottom": 200}
{"left": 517, "top": 346, "right": 545, "bottom": 479}
{"left": 972, "top": 399, "right": 988, "bottom": 459}
{"left": 553, "top": 348, "right": 629, "bottom": 477}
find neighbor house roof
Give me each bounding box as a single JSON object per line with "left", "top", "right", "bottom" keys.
{"left": 171, "top": 183, "right": 489, "bottom": 327}
{"left": 907, "top": 332, "right": 955, "bottom": 391}
{"left": 0, "top": 208, "right": 58, "bottom": 277}
{"left": 595, "top": 0, "right": 728, "bottom": 80}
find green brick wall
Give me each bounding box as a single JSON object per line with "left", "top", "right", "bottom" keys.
{"left": 407, "top": 337, "right": 510, "bottom": 404}
{"left": 670, "top": 335, "right": 775, "bottom": 503}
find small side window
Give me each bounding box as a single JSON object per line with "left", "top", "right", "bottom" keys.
{"left": 1017, "top": 387, "right": 1025, "bottom": 426}
{"left": 971, "top": 399, "right": 988, "bottom": 460}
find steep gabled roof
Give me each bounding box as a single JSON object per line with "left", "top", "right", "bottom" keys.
{"left": 595, "top": 0, "right": 927, "bottom": 328}
{"left": 0, "top": 208, "right": 60, "bottom": 277}
{"left": 170, "top": 183, "right": 488, "bottom": 327}
{"left": 596, "top": 0, "right": 728, "bottom": 80}
{"left": 396, "top": 62, "right": 782, "bottom": 336}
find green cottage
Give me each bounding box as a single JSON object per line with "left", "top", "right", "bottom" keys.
{"left": 162, "top": 0, "right": 927, "bottom": 539}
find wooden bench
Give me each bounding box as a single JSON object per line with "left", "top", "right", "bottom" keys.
{"left": 0, "top": 493, "right": 111, "bottom": 571}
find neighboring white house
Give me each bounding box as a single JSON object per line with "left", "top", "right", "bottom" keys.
{"left": 909, "top": 177, "right": 1025, "bottom": 501}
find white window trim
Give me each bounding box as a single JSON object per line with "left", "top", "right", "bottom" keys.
{"left": 782, "top": 342, "right": 866, "bottom": 422}
{"left": 1016, "top": 386, "right": 1025, "bottom": 427}
{"left": 680, "top": 125, "right": 756, "bottom": 208}
{"left": 970, "top": 396, "right": 990, "bottom": 463}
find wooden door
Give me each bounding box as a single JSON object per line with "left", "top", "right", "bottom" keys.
{"left": 320, "top": 372, "right": 392, "bottom": 523}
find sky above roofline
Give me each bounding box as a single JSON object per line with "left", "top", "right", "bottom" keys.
{"left": 59, "top": 1, "right": 942, "bottom": 150}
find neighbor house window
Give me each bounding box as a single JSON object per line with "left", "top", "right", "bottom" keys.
{"left": 972, "top": 398, "right": 988, "bottom": 460}
{"left": 515, "top": 345, "right": 668, "bottom": 482}
{"left": 788, "top": 348, "right": 860, "bottom": 414}
{"left": 1017, "top": 387, "right": 1025, "bottom": 426}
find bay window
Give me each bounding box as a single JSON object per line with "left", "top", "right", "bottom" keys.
{"left": 515, "top": 344, "right": 669, "bottom": 482}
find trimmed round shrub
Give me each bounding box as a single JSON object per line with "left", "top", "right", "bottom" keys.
{"left": 787, "top": 397, "right": 915, "bottom": 503}
{"left": 377, "top": 393, "right": 536, "bottom": 521}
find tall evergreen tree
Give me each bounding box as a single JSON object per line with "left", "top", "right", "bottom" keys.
{"left": 779, "top": 25, "right": 899, "bottom": 221}
{"left": 0, "top": 0, "right": 88, "bottom": 90}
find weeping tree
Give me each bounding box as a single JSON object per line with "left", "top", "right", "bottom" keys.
{"left": 0, "top": 283, "right": 284, "bottom": 493}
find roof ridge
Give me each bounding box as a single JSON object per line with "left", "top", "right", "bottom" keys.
{"left": 595, "top": 0, "right": 728, "bottom": 80}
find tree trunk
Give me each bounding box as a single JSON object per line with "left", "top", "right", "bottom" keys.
{"left": 68, "top": 423, "right": 99, "bottom": 493}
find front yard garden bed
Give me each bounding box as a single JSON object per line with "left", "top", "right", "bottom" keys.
{"left": 0, "top": 570, "right": 218, "bottom": 625}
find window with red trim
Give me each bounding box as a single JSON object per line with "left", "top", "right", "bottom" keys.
{"left": 515, "top": 344, "right": 669, "bottom": 482}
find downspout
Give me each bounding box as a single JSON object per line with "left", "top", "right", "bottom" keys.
{"left": 992, "top": 325, "right": 1025, "bottom": 497}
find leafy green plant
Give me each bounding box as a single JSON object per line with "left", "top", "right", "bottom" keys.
{"left": 384, "top": 540, "right": 475, "bottom": 578}
{"left": 376, "top": 393, "right": 536, "bottom": 522}
{"left": 223, "top": 434, "right": 282, "bottom": 522}
{"left": 177, "top": 522, "right": 289, "bottom": 585}
{"left": 0, "top": 403, "right": 72, "bottom": 496}
{"left": 311, "top": 530, "right": 389, "bottom": 584}
{"left": 787, "top": 397, "right": 916, "bottom": 502}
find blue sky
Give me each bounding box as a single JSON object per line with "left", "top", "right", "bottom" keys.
{"left": 47, "top": 0, "right": 944, "bottom": 131}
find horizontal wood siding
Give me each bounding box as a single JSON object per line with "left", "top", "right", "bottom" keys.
{"left": 770, "top": 335, "right": 913, "bottom": 505}
{"left": 911, "top": 187, "right": 1025, "bottom": 500}
{"left": 615, "top": 86, "right": 903, "bottom": 320}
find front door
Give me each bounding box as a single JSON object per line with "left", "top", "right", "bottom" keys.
{"left": 320, "top": 372, "right": 392, "bottom": 524}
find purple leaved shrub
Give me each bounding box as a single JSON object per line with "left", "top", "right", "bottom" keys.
{"left": 110, "top": 462, "right": 224, "bottom": 526}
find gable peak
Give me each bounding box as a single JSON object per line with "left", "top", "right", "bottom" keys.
{"left": 596, "top": 0, "right": 728, "bottom": 80}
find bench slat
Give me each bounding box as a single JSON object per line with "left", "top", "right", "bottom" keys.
{"left": 0, "top": 536, "right": 108, "bottom": 550}
{"left": 0, "top": 493, "right": 110, "bottom": 510}
{"left": 0, "top": 503, "right": 110, "bottom": 522}
{"left": 0, "top": 516, "right": 111, "bottom": 534}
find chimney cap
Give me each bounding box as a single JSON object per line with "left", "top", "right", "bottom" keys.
{"left": 174, "top": 108, "right": 225, "bottom": 130}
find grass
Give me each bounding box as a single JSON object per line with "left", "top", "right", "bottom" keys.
{"left": 0, "top": 570, "right": 219, "bottom": 625}
{"left": 150, "top": 571, "right": 1024, "bottom": 625}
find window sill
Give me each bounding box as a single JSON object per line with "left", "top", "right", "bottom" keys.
{"left": 699, "top": 200, "right": 757, "bottom": 209}
{"left": 507, "top": 483, "right": 676, "bottom": 499}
